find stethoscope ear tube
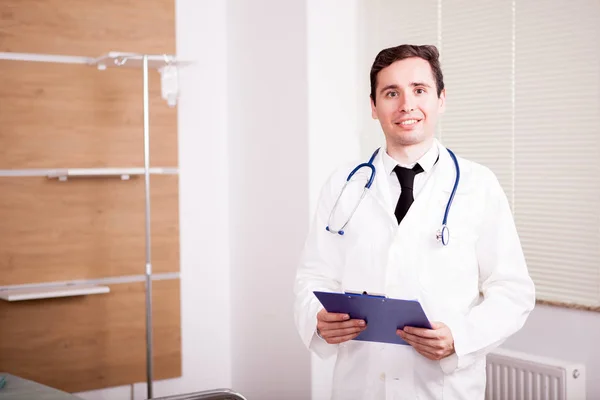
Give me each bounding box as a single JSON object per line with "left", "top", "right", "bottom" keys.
{"left": 326, "top": 148, "right": 380, "bottom": 235}
{"left": 346, "top": 162, "right": 376, "bottom": 189}
{"left": 437, "top": 148, "right": 460, "bottom": 246}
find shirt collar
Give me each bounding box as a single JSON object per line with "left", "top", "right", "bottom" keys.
{"left": 382, "top": 139, "right": 439, "bottom": 177}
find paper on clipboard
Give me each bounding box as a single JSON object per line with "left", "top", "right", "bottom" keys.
{"left": 313, "top": 291, "right": 432, "bottom": 345}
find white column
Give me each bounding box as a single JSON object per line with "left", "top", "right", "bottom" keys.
{"left": 306, "top": 1, "right": 363, "bottom": 399}
{"left": 227, "top": 0, "right": 312, "bottom": 398}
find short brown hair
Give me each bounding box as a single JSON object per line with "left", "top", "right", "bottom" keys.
{"left": 370, "top": 44, "right": 444, "bottom": 104}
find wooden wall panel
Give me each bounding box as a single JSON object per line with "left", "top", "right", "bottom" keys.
{"left": 0, "top": 0, "right": 181, "bottom": 391}
{"left": 0, "top": 175, "right": 180, "bottom": 286}
{"left": 0, "top": 61, "right": 178, "bottom": 169}
{"left": 0, "top": 0, "right": 175, "bottom": 55}
{"left": 0, "top": 279, "right": 181, "bottom": 393}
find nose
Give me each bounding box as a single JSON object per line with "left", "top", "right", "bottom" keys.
{"left": 397, "top": 92, "right": 415, "bottom": 113}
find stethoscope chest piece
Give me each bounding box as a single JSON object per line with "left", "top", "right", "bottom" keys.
{"left": 436, "top": 224, "right": 450, "bottom": 246}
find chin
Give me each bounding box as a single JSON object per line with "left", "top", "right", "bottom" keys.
{"left": 391, "top": 132, "right": 430, "bottom": 146}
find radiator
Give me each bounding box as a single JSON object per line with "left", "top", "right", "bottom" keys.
{"left": 485, "top": 348, "right": 586, "bottom": 400}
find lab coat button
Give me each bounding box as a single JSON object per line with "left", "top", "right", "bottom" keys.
{"left": 380, "top": 373, "right": 386, "bottom": 381}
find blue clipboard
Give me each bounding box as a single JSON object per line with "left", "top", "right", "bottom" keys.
{"left": 313, "top": 291, "right": 432, "bottom": 345}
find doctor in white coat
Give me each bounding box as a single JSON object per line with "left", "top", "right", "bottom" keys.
{"left": 293, "top": 44, "right": 535, "bottom": 399}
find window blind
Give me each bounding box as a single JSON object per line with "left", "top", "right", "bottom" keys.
{"left": 437, "top": 0, "right": 600, "bottom": 307}
{"left": 439, "top": 0, "right": 515, "bottom": 205}
{"left": 513, "top": 0, "right": 600, "bottom": 306}
{"left": 372, "top": 0, "right": 439, "bottom": 48}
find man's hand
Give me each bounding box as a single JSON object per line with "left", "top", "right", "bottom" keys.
{"left": 316, "top": 308, "right": 367, "bottom": 344}
{"left": 397, "top": 321, "right": 455, "bottom": 361}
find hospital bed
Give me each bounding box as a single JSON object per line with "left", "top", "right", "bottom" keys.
{"left": 150, "top": 388, "right": 248, "bottom": 400}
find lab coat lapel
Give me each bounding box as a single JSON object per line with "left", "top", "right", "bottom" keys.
{"left": 368, "top": 149, "right": 397, "bottom": 225}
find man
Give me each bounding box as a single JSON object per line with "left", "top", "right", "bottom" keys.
{"left": 293, "top": 44, "right": 535, "bottom": 399}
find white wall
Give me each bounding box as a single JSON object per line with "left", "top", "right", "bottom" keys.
{"left": 305, "top": 1, "right": 363, "bottom": 399}
{"left": 168, "top": 0, "right": 233, "bottom": 395}
{"left": 226, "top": 0, "right": 311, "bottom": 398}
{"left": 502, "top": 304, "right": 600, "bottom": 398}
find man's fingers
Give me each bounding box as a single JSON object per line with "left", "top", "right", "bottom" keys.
{"left": 325, "top": 331, "right": 362, "bottom": 344}
{"left": 399, "top": 331, "right": 439, "bottom": 348}
{"left": 398, "top": 322, "right": 454, "bottom": 361}
{"left": 403, "top": 326, "right": 439, "bottom": 339}
{"left": 402, "top": 336, "right": 435, "bottom": 355}
{"left": 317, "top": 319, "right": 365, "bottom": 334}
{"left": 316, "top": 309, "right": 367, "bottom": 344}
{"left": 404, "top": 321, "right": 449, "bottom": 338}
{"left": 401, "top": 337, "right": 444, "bottom": 360}
{"left": 321, "top": 326, "right": 366, "bottom": 339}
{"left": 399, "top": 331, "right": 451, "bottom": 361}
{"left": 317, "top": 313, "right": 366, "bottom": 333}
{"left": 318, "top": 310, "right": 350, "bottom": 322}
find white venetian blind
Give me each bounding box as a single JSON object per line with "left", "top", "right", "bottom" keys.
{"left": 439, "top": 0, "right": 515, "bottom": 204}
{"left": 513, "top": 0, "right": 600, "bottom": 307}
{"left": 371, "top": 0, "right": 439, "bottom": 47}
{"left": 438, "top": 0, "right": 600, "bottom": 307}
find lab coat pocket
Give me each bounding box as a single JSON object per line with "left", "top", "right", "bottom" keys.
{"left": 418, "top": 225, "right": 478, "bottom": 300}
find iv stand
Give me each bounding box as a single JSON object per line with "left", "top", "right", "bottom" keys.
{"left": 142, "top": 54, "right": 154, "bottom": 400}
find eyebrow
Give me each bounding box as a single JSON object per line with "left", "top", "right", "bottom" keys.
{"left": 379, "top": 82, "right": 433, "bottom": 94}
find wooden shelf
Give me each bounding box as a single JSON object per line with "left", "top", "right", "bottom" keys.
{"left": 0, "top": 168, "right": 179, "bottom": 179}
{"left": 46, "top": 167, "right": 179, "bottom": 181}
{"left": 0, "top": 284, "right": 110, "bottom": 302}
{"left": 90, "top": 52, "right": 179, "bottom": 70}
{"left": 0, "top": 51, "right": 183, "bottom": 70}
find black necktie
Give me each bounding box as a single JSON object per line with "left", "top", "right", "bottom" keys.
{"left": 393, "top": 164, "right": 424, "bottom": 224}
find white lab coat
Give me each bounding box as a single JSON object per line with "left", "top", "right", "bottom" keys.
{"left": 293, "top": 139, "right": 535, "bottom": 400}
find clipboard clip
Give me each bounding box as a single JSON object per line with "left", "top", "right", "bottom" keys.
{"left": 344, "top": 290, "right": 387, "bottom": 299}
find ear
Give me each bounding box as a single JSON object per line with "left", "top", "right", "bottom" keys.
{"left": 438, "top": 89, "right": 446, "bottom": 114}
{"left": 370, "top": 96, "right": 378, "bottom": 120}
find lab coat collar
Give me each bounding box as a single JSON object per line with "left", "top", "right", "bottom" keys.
{"left": 370, "top": 138, "right": 457, "bottom": 224}
{"left": 435, "top": 139, "right": 461, "bottom": 193}
{"left": 381, "top": 140, "right": 439, "bottom": 177}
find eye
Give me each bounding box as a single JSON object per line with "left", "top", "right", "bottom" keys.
{"left": 386, "top": 91, "right": 398, "bottom": 98}
{"left": 415, "top": 88, "right": 426, "bottom": 94}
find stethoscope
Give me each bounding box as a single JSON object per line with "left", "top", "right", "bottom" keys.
{"left": 325, "top": 147, "right": 460, "bottom": 246}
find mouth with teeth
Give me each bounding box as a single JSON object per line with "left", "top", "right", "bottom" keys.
{"left": 395, "top": 118, "right": 422, "bottom": 127}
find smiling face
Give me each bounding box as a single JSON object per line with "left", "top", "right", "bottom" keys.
{"left": 371, "top": 57, "right": 446, "bottom": 148}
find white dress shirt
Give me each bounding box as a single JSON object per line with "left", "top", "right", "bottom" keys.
{"left": 381, "top": 142, "right": 440, "bottom": 207}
